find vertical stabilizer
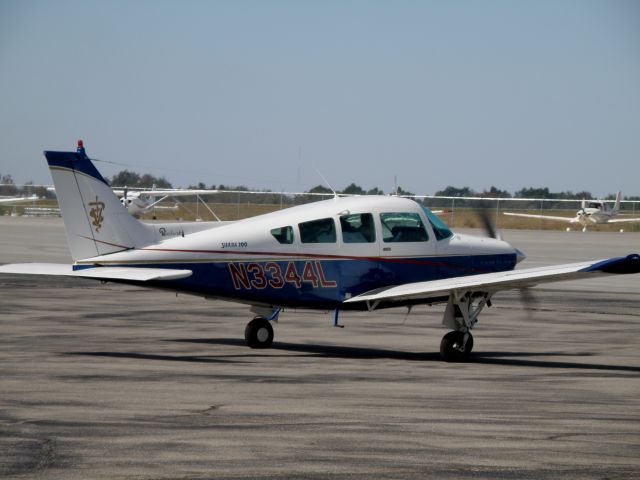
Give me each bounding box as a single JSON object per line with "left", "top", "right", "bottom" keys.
{"left": 613, "top": 191, "right": 621, "bottom": 212}
{"left": 45, "top": 141, "right": 154, "bottom": 261}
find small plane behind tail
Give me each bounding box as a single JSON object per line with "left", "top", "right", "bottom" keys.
{"left": 114, "top": 187, "right": 222, "bottom": 217}
{"left": 504, "top": 192, "right": 640, "bottom": 231}
{"left": 1, "top": 141, "right": 640, "bottom": 361}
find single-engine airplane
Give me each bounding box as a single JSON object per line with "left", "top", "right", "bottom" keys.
{"left": 115, "top": 186, "right": 220, "bottom": 217}
{"left": 504, "top": 192, "right": 640, "bottom": 232}
{"left": 1, "top": 141, "right": 639, "bottom": 361}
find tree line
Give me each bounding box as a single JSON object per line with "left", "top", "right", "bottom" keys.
{"left": 3, "top": 170, "right": 639, "bottom": 210}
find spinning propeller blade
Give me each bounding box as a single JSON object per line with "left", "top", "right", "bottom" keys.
{"left": 475, "top": 202, "right": 501, "bottom": 240}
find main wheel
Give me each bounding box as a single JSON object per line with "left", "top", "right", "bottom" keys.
{"left": 440, "top": 331, "right": 473, "bottom": 362}
{"left": 245, "top": 317, "right": 274, "bottom": 349}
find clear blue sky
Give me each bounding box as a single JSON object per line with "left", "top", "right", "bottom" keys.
{"left": 1, "top": 0, "right": 639, "bottom": 196}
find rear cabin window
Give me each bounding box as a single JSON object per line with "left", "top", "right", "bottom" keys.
{"left": 380, "top": 212, "right": 429, "bottom": 242}
{"left": 270, "top": 226, "right": 294, "bottom": 244}
{"left": 340, "top": 213, "right": 375, "bottom": 243}
{"left": 299, "top": 218, "right": 336, "bottom": 243}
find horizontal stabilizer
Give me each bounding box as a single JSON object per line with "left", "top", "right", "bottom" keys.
{"left": 0, "top": 263, "right": 192, "bottom": 282}
{"left": 344, "top": 254, "right": 640, "bottom": 307}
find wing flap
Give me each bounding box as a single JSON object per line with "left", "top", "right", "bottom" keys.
{"left": 344, "top": 254, "right": 640, "bottom": 306}
{"left": 0, "top": 263, "right": 192, "bottom": 281}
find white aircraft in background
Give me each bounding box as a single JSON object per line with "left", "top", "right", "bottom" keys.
{"left": 1, "top": 141, "right": 639, "bottom": 361}
{"left": 113, "top": 187, "right": 220, "bottom": 217}
{"left": 504, "top": 192, "right": 640, "bottom": 231}
{"left": 0, "top": 194, "right": 39, "bottom": 204}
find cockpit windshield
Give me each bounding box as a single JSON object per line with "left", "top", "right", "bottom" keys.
{"left": 421, "top": 206, "right": 453, "bottom": 241}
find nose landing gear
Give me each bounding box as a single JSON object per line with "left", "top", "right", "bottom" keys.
{"left": 439, "top": 291, "right": 490, "bottom": 362}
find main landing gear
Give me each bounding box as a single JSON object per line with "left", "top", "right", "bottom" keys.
{"left": 245, "top": 317, "right": 274, "bottom": 349}
{"left": 244, "top": 307, "right": 281, "bottom": 349}
{"left": 439, "top": 291, "right": 491, "bottom": 362}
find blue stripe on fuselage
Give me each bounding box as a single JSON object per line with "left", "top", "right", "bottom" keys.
{"left": 83, "top": 253, "right": 517, "bottom": 309}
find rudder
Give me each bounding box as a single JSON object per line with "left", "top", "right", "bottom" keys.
{"left": 46, "top": 141, "right": 154, "bottom": 261}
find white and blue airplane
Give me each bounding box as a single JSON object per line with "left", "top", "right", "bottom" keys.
{"left": 1, "top": 141, "right": 639, "bottom": 361}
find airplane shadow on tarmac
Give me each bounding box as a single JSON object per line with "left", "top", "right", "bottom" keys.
{"left": 67, "top": 338, "right": 640, "bottom": 373}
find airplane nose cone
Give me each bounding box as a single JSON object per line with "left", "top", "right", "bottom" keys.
{"left": 515, "top": 248, "right": 527, "bottom": 264}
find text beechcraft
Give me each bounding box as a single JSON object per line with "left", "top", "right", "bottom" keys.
{"left": 1, "top": 142, "right": 639, "bottom": 361}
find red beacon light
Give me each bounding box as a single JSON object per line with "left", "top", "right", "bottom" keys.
{"left": 76, "top": 139, "right": 86, "bottom": 156}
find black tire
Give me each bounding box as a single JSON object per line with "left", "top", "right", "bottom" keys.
{"left": 244, "top": 317, "right": 274, "bottom": 349}
{"left": 440, "top": 331, "right": 473, "bottom": 362}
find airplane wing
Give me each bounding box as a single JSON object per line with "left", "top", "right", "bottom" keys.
{"left": 111, "top": 188, "right": 218, "bottom": 197}
{"left": 608, "top": 217, "right": 640, "bottom": 224}
{"left": 503, "top": 212, "right": 577, "bottom": 223}
{"left": 0, "top": 263, "right": 192, "bottom": 281}
{"left": 137, "top": 189, "right": 219, "bottom": 197}
{"left": 343, "top": 254, "right": 640, "bottom": 308}
{"left": 0, "top": 195, "right": 39, "bottom": 204}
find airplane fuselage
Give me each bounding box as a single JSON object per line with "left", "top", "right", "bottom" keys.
{"left": 576, "top": 204, "right": 615, "bottom": 225}
{"left": 75, "top": 196, "right": 520, "bottom": 310}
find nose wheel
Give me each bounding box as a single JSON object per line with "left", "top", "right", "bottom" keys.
{"left": 245, "top": 317, "right": 274, "bottom": 349}
{"left": 440, "top": 331, "right": 473, "bottom": 362}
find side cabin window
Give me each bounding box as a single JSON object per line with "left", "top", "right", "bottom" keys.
{"left": 271, "top": 226, "right": 294, "bottom": 244}
{"left": 340, "top": 213, "right": 375, "bottom": 243}
{"left": 380, "top": 212, "right": 429, "bottom": 242}
{"left": 587, "top": 202, "right": 601, "bottom": 209}
{"left": 299, "top": 218, "right": 336, "bottom": 243}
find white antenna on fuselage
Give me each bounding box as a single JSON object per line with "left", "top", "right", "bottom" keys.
{"left": 315, "top": 169, "right": 338, "bottom": 199}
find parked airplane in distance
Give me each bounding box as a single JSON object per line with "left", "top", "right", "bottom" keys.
{"left": 0, "top": 194, "right": 39, "bottom": 204}
{"left": 1, "top": 141, "right": 639, "bottom": 361}
{"left": 504, "top": 192, "right": 640, "bottom": 231}
{"left": 114, "top": 187, "right": 220, "bottom": 217}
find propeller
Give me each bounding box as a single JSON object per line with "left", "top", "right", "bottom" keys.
{"left": 475, "top": 201, "right": 502, "bottom": 240}
{"left": 518, "top": 286, "right": 540, "bottom": 320}
{"left": 474, "top": 201, "right": 540, "bottom": 317}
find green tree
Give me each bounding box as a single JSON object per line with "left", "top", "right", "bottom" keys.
{"left": 435, "top": 186, "right": 476, "bottom": 197}
{"left": 366, "top": 187, "right": 384, "bottom": 195}
{"left": 110, "top": 170, "right": 172, "bottom": 189}
{"left": 482, "top": 186, "right": 511, "bottom": 198}
{"left": 341, "top": 183, "right": 366, "bottom": 195}
{"left": 0, "top": 174, "right": 18, "bottom": 195}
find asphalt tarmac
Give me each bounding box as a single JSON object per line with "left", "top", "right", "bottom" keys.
{"left": 1, "top": 216, "right": 639, "bottom": 479}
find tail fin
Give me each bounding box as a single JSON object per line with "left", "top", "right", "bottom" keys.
{"left": 45, "top": 141, "right": 154, "bottom": 261}
{"left": 613, "top": 191, "right": 621, "bottom": 212}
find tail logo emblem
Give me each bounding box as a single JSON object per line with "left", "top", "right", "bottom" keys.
{"left": 89, "top": 196, "right": 105, "bottom": 233}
